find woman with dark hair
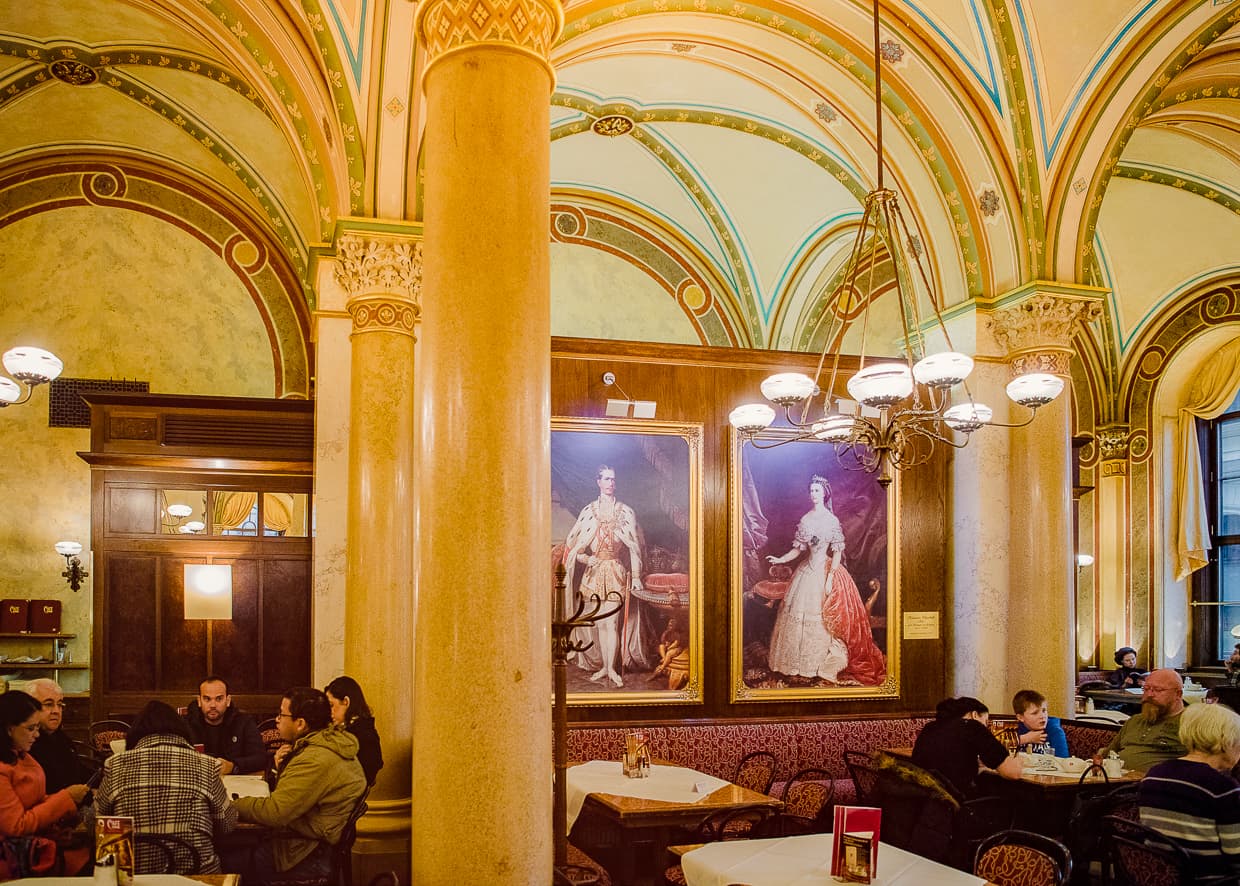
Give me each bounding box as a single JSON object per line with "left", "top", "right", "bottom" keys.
{"left": 911, "top": 696, "right": 1023, "bottom": 797}
{"left": 325, "top": 676, "right": 383, "bottom": 785}
{"left": 94, "top": 700, "right": 236, "bottom": 873}
{"left": 0, "top": 690, "right": 88, "bottom": 860}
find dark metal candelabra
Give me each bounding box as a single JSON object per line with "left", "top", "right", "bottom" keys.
{"left": 552, "top": 563, "right": 622, "bottom": 882}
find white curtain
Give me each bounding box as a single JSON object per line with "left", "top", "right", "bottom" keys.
{"left": 1175, "top": 338, "right": 1240, "bottom": 579}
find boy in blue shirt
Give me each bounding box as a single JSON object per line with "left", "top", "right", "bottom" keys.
{"left": 1013, "top": 688, "right": 1069, "bottom": 757}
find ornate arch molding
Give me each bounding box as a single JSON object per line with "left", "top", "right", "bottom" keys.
{"left": 1061, "top": 4, "right": 1240, "bottom": 280}
{"left": 550, "top": 198, "right": 744, "bottom": 347}
{"left": 0, "top": 149, "right": 312, "bottom": 397}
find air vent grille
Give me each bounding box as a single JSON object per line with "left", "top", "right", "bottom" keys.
{"left": 163, "top": 415, "right": 313, "bottom": 451}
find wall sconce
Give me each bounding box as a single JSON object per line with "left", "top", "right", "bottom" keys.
{"left": 602, "top": 372, "right": 657, "bottom": 419}
{"left": 1075, "top": 553, "right": 1094, "bottom": 569}
{"left": 184, "top": 564, "right": 232, "bottom": 620}
{"left": 54, "top": 541, "right": 88, "bottom": 592}
{"left": 0, "top": 347, "right": 62, "bottom": 409}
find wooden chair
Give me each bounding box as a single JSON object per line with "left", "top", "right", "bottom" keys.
{"left": 87, "top": 720, "right": 130, "bottom": 759}
{"left": 1065, "top": 782, "right": 1139, "bottom": 883}
{"left": 133, "top": 832, "right": 203, "bottom": 875}
{"left": 268, "top": 787, "right": 369, "bottom": 886}
{"left": 974, "top": 829, "right": 1072, "bottom": 886}
{"left": 257, "top": 717, "right": 286, "bottom": 765}
{"left": 777, "top": 767, "right": 833, "bottom": 835}
{"left": 553, "top": 845, "right": 611, "bottom": 885}
{"left": 843, "top": 750, "right": 880, "bottom": 805}
{"left": 732, "top": 750, "right": 777, "bottom": 795}
{"left": 1102, "top": 815, "right": 1193, "bottom": 886}
{"left": 662, "top": 807, "right": 778, "bottom": 886}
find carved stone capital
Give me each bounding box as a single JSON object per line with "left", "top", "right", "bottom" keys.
{"left": 334, "top": 234, "right": 423, "bottom": 305}
{"left": 347, "top": 296, "right": 420, "bottom": 339}
{"left": 416, "top": 0, "right": 563, "bottom": 65}
{"left": 987, "top": 293, "right": 1102, "bottom": 362}
{"left": 1097, "top": 423, "right": 1130, "bottom": 464}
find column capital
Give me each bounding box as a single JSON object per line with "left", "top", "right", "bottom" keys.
{"left": 984, "top": 284, "right": 1104, "bottom": 376}
{"left": 334, "top": 233, "right": 423, "bottom": 339}
{"left": 1097, "top": 423, "right": 1131, "bottom": 477}
{"left": 415, "top": 0, "right": 563, "bottom": 78}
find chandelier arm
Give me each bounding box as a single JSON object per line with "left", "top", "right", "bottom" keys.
{"left": 980, "top": 408, "right": 1041, "bottom": 430}
{"left": 0, "top": 380, "right": 34, "bottom": 408}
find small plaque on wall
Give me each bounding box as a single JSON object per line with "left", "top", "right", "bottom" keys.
{"left": 903, "top": 611, "right": 940, "bottom": 640}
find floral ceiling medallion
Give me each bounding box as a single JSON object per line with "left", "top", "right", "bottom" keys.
{"left": 592, "top": 115, "right": 634, "bottom": 137}
{"left": 49, "top": 60, "right": 98, "bottom": 86}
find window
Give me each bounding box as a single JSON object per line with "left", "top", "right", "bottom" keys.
{"left": 1192, "top": 389, "right": 1240, "bottom": 664}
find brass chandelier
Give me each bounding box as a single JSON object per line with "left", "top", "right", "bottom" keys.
{"left": 728, "top": 0, "right": 1063, "bottom": 486}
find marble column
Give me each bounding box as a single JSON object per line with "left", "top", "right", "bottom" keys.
{"left": 411, "top": 1, "right": 561, "bottom": 882}
{"left": 988, "top": 292, "right": 1103, "bottom": 714}
{"left": 1095, "top": 425, "right": 1132, "bottom": 665}
{"left": 335, "top": 231, "right": 422, "bottom": 874}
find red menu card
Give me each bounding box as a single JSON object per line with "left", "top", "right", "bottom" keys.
{"left": 831, "top": 805, "right": 881, "bottom": 883}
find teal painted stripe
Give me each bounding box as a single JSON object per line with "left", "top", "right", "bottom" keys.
{"left": 1121, "top": 264, "right": 1240, "bottom": 353}
{"left": 323, "top": 0, "right": 368, "bottom": 88}
{"left": 1013, "top": 0, "right": 1160, "bottom": 161}
{"left": 906, "top": 0, "right": 1001, "bottom": 111}
{"left": 769, "top": 209, "right": 862, "bottom": 299}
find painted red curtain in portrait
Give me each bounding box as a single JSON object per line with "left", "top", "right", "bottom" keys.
{"left": 823, "top": 566, "right": 886, "bottom": 684}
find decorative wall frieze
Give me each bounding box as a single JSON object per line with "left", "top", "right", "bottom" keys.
{"left": 334, "top": 234, "right": 423, "bottom": 306}
{"left": 1010, "top": 352, "right": 1071, "bottom": 377}
{"left": 415, "top": 0, "right": 563, "bottom": 66}
{"left": 346, "top": 296, "right": 420, "bottom": 338}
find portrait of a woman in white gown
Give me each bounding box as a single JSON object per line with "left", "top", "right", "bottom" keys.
{"left": 762, "top": 475, "right": 886, "bottom": 685}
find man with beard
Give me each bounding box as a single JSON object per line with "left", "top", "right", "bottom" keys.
{"left": 1102, "top": 668, "right": 1188, "bottom": 772}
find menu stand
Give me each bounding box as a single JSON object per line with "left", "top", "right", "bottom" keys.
{"left": 552, "top": 563, "right": 623, "bottom": 885}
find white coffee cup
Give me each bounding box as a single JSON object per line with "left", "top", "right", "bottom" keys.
{"left": 1102, "top": 757, "right": 1124, "bottom": 778}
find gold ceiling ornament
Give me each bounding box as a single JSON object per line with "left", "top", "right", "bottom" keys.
{"left": 728, "top": 0, "right": 1068, "bottom": 487}
{"left": 592, "top": 115, "right": 634, "bottom": 137}
{"left": 48, "top": 59, "right": 98, "bottom": 86}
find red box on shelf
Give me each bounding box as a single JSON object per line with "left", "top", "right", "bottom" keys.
{"left": 0, "top": 600, "right": 28, "bottom": 633}
{"left": 28, "top": 600, "right": 61, "bottom": 634}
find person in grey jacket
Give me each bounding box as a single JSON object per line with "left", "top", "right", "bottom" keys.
{"left": 225, "top": 687, "right": 366, "bottom": 885}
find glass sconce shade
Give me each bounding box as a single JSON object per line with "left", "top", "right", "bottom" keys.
{"left": 729, "top": 403, "right": 776, "bottom": 433}
{"left": 759, "top": 372, "right": 815, "bottom": 406}
{"left": 1076, "top": 553, "right": 1095, "bottom": 568}
{"left": 166, "top": 503, "right": 193, "bottom": 519}
{"left": 2, "top": 347, "right": 63, "bottom": 385}
{"left": 943, "top": 402, "right": 993, "bottom": 432}
{"left": 1006, "top": 373, "right": 1064, "bottom": 408}
{"left": 912, "top": 351, "right": 973, "bottom": 388}
{"left": 846, "top": 363, "right": 913, "bottom": 408}
{"left": 0, "top": 378, "right": 19, "bottom": 404}
{"left": 183, "top": 521, "right": 206, "bottom": 533}
{"left": 54, "top": 541, "right": 83, "bottom": 557}
{"left": 812, "top": 414, "right": 855, "bottom": 442}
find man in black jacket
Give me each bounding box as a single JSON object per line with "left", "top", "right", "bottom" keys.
{"left": 26, "top": 678, "right": 92, "bottom": 792}
{"left": 183, "top": 675, "right": 266, "bottom": 774}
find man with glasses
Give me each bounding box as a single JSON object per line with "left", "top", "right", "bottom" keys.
{"left": 227, "top": 687, "right": 366, "bottom": 885}
{"left": 1101, "top": 668, "right": 1188, "bottom": 772}
{"left": 24, "top": 677, "right": 92, "bottom": 792}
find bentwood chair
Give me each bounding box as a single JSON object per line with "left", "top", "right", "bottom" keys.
{"left": 1102, "top": 814, "right": 1193, "bottom": 886}
{"left": 732, "top": 751, "right": 778, "bottom": 795}
{"left": 1065, "top": 782, "right": 1139, "bottom": 885}
{"left": 974, "top": 829, "right": 1072, "bottom": 886}
{"left": 87, "top": 720, "right": 131, "bottom": 760}
{"left": 553, "top": 846, "right": 611, "bottom": 886}
{"left": 133, "top": 832, "right": 203, "bottom": 875}
{"left": 777, "top": 768, "right": 834, "bottom": 835}
{"left": 843, "top": 750, "right": 880, "bottom": 805}
{"left": 267, "top": 787, "right": 370, "bottom": 886}
{"left": 662, "top": 807, "right": 779, "bottom": 886}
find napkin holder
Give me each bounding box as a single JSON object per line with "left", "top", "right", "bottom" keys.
{"left": 622, "top": 730, "right": 650, "bottom": 778}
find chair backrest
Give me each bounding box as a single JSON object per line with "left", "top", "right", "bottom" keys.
{"left": 974, "top": 829, "right": 1072, "bottom": 886}
{"left": 843, "top": 750, "right": 880, "bottom": 805}
{"left": 257, "top": 717, "right": 286, "bottom": 759}
{"left": 779, "top": 768, "right": 834, "bottom": 834}
{"left": 1103, "top": 814, "right": 1192, "bottom": 886}
{"left": 694, "top": 806, "right": 778, "bottom": 842}
{"left": 133, "top": 832, "right": 203, "bottom": 875}
{"left": 868, "top": 756, "right": 962, "bottom": 864}
{"left": 88, "top": 720, "right": 131, "bottom": 755}
{"left": 329, "top": 788, "right": 370, "bottom": 886}
{"left": 733, "top": 751, "right": 777, "bottom": 795}
{"left": 1064, "top": 782, "right": 1139, "bottom": 880}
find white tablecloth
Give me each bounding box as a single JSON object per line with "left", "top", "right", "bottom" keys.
{"left": 566, "top": 760, "right": 729, "bottom": 832}
{"left": 223, "top": 774, "right": 270, "bottom": 798}
{"left": 681, "top": 833, "right": 986, "bottom": 886}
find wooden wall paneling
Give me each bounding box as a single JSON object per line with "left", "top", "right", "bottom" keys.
{"left": 260, "top": 558, "right": 311, "bottom": 689}
{"left": 107, "top": 487, "right": 157, "bottom": 534}
{"left": 158, "top": 557, "right": 208, "bottom": 692}
{"left": 210, "top": 558, "right": 262, "bottom": 692}
{"left": 552, "top": 337, "right": 949, "bottom": 723}
{"left": 103, "top": 554, "right": 158, "bottom": 692}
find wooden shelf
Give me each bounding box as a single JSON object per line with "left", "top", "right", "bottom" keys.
{"left": 0, "top": 633, "right": 76, "bottom": 639}
{"left": 0, "top": 663, "right": 88, "bottom": 670}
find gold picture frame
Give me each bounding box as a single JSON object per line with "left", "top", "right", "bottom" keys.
{"left": 730, "top": 427, "right": 900, "bottom": 702}
{"left": 552, "top": 416, "right": 704, "bottom": 706}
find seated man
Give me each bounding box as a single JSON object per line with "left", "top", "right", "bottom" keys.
{"left": 1012, "top": 688, "right": 1069, "bottom": 757}
{"left": 912, "top": 696, "right": 1022, "bottom": 797}
{"left": 1101, "top": 668, "right": 1187, "bottom": 772}
{"left": 183, "top": 675, "right": 266, "bottom": 775}
{"left": 227, "top": 687, "right": 366, "bottom": 885}
{"left": 24, "top": 678, "right": 92, "bottom": 793}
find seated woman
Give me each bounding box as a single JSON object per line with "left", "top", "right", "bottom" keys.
{"left": 0, "top": 691, "right": 89, "bottom": 872}
{"left": 911, "top": 697, "right": 1023, "bottom": 797}
{"left": 325, "top": 676, "right": 383, "bottom": 786}
{"left": 94, "top": 700, "right": 237, "bottom": 873}
{"left": 1139, "top": 702, "right": 1240, "bottom": 883}
{"left": 1108, "top": 646, "right": 1146, "bottom": 689}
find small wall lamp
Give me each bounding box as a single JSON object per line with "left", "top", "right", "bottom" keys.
{"left": 184, "top": 564, "right": 232, "bottom": 620}
{"left": 601, "top": 372, "right": 657, "bottom": 419}
{"left": 54, "top": 541, "right": 88, "bottom": 592}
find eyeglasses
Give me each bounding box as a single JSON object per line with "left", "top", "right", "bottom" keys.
{"left": 40, "top": 700, "right": 65, "bottom": 710}
{"left": 275, "top": 712, "right": 293, "bottom": 720}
